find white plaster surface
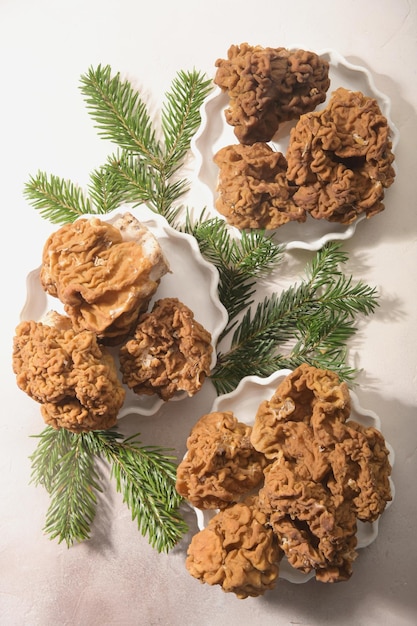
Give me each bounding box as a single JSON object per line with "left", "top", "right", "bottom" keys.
{"left": 1, "top": 1, "right": 416, "bottom": 624}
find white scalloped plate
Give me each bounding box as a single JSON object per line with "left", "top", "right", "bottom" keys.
{"left": 19, "top": 205, "right": 228, "bottom": 418}
{"left": 191, "top": 48, "right": 400, "bottom": 251}
{"left": 191, "top": 369, "right": 395, "bottom": 584}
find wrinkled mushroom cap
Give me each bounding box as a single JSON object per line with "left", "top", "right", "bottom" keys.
{"left": 40, "top": 212, "right": 170, "bottom": 342}
{"left": 214, "top": 142, "right": 305, "bottom": 229}
{"left": 286, "top": 87, "right": 396, "bottom": 223}
{"left": 12, "top": 314, "right": 125, "bottom": 432}
{"left": 119, "top": 297, "right": 213, "bottom": 400}
{"left": 186, "top": 497, "right": 281, "bottom": 598}
{"left": 176, "top": 411, "right": 267, "bottom": 509}
{"left": 215, "top": 44, "right": 330, "bottom": 144}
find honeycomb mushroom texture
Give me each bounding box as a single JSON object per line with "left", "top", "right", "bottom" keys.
{"left": 12, "top": 313, "right": 125, "bottom": 432}
{"left": 214, "top": 43, "right": 330, "bottom": 144}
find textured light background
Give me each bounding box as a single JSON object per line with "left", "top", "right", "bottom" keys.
{"left": 1, "top": 1, "right": 416, "bottom": 624}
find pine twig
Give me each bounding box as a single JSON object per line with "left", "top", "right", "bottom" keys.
{"left": 210, "top": 242, "right": 379, "bottom": 394}
{"left": 29, "top": 427, "right": 187, "bottom": 552}
{"left": 182, "top": 214, "right": 285, "bottom": 335}
{"left": 79, "top": 66, "right": 211, "bottom": 220}
{"left": 87, "top": 162, "right": 131, "bottom": 214}
{"left": 24, "top": 171, "right": 94, "bottom": 224}
{"left": 162, "top": 70, "right": 213, "bottom": 175}
{"left": 93, "top": 431, "right": 187, "bottom": 553}
{"left": 23, "top": 67, "right": 381, "bottom": 553}
{"left": 30, "top": 428, "right": 102, "bottom": 547}
{"left": 79, "top": 64, "right": 161, "bottom": 164}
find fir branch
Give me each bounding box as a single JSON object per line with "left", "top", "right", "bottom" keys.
{"left": 79, "top": 64, "right": 161, "bottom": 164}
{"left": 94, "top": 431, "right": 187, "bottom": 553}
{"left": 29, "top": 427, "right": 186, "bottom": 552}
{"left": 305, "top": 244, "right": 378, "bottom": 315}
{"left": 212, "top": 291, "right": 308, "bottom": 392}
{"left": 155, "top": 70, "right": 212, "bottom": 216}
{"left": 230, "top": 288, "right": 309, "bottom": 349}
{"left": 291, "top": 308, "right": 358, "bottom": 378}
{"left": 79, "top": 67, "right": 211, "bottom": 219}
{"left": 182, "top": 215, "right": 284, "bottom": 335}
{"left": 306, "top": 240, "right": 349, "bottom": 284}
{"left": 30, "top": 428, "right": 102, "bottom": 547}
{"left": 103, "top": 150, "right": 189, "bottom": 221}
{"left": 295, "top": 309, "right": 358, "bottom": 352}
{"left": 25, "top": 67, "right": 211, "bottom": 225}
{"left": 162, "top": 70, "right": 213, "bottom": 175}
{"left": 87, "top": 162, "right": 131, "bottom": 214}
{"left": 317, "top": 275, "right": 378, "bottom": 316}
{"left": 104, "top": 150, "right": 155, "bottom": 205}
{"left": 211, "top": 242, "right": 379, "bottom": 394}
{"left": 150, "top": 172, "right": 190, "bottom": 218}
{"left": 24, "top": 68, "right": 381, "bottom": 552}
{"left": 24, "top": 171, "right": 94, "bottom": 224}
{"left": 29, "top": 426, "right": 75, "bottom": 493}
